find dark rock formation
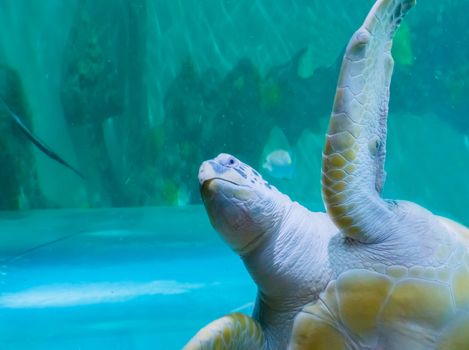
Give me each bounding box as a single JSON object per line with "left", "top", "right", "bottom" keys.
{"left": 0, "top": 65, "right": 44, "bottom": 210}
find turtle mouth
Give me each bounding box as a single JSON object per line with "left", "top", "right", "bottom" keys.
{"left": 201, "top": 178, "right": 234, "bottom": 199}
{"left": 200, "top": 178, "right": 252, "bottom": 202}
{"left": 200, "top": 178, "right": 241, "bottom": 191}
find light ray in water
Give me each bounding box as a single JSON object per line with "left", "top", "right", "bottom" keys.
{"left": 0, "top": 96, "right": 84, "bottom": 180}
{"left": 0, "top": 280, "right": 204, "bottom": 309}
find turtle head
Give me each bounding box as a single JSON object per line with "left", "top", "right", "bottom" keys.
{"left": 199, "top": 153, "right": 288, "bottom": 255}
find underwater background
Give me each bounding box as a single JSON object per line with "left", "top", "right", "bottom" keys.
{"left": 0, "top": 0, "right": 467, "bottom": 223}
{"left": 0, "top": 0, "right": 468, "bottom": 348}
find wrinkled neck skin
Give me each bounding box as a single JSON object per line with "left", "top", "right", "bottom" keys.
{"left": 241, "top": 198, "right": 337, "bottom": 350}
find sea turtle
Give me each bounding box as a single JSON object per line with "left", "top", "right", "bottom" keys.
{"left": 184, "top": 0, "right": 469, "bottom": 349}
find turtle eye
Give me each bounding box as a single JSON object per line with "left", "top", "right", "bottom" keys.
{"left": 226, "top": 157, "right": 237, "bottom": 167}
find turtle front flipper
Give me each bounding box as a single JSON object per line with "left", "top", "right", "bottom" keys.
{"left": 183, "top": 313, "right": 266, "bottom": 350}
{"left": 322, "top": 0, "right": 415, "bottom": 243}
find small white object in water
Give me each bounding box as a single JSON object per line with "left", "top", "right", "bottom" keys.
{"left": 262, "top": 149, "right": 295, "bottom": 179}
{"left": 231, "top": 301, "right": 254, "bottom": 313}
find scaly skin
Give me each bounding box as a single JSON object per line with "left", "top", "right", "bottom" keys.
{"left": 290, "top": 247, "right": 469, "bottom": 349}
{"left": 192, "top": 154, "right": 339, "bottom": 349}
{"left": 183, "top": 313, "right": 265, "bottom": 350}
{"left": 322, "top": 0, "right": 415, "bottom": 243}
{"left": 184, "top": 0, "right": 469, "bottom": 349}
{"left": 290, "top": 0, "right": 469, "bottom": 348}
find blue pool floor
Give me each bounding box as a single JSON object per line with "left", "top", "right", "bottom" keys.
{"left": 0, "top": 207, "right": 256, "bottom": 349}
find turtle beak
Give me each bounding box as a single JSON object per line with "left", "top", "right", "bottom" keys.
{"left": 199, "top": 161, "right": 223, "bottom": 201}
{"left": 198, "top": 159, "right": 252, "bottom": 202}
{"left": 198, "top": 161, "right": 218, "bottom": 186}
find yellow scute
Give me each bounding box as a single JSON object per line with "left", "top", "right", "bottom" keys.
{"left": 213, "top": 337, "right": 223, "bottom": 349}
{"left": 326, "top": 169, "right": 347, "bottom": 181}
{"left": 327, "top": 204, "right": 347, "bottom": 218}
{"left": 437, "top": 314, "right": 469, "bottom": 350}
{"left": 452, "top": 266, "right": 469, "bottom": 308}
{"left": 331, "top": 181, "right": 346, "bottom": 192}
{"left": 337, "top": 270, "right": 392, "bottom": 335}
{"left": 342, "top": 149, "right": 357, "bottom": 161}
{"left": 327, "top": 154, "right": 347, "bottom": 168}
{"left": 290, "top": 312, "right": 346, "bottom": 350}
{"left": 382, "top": 279, "right": 453, "bottom": 328}
{"left": 222, "top": 326, "right": 232, "bottom": 343}
{"left": 329, "top": 132, "right": 356, "bottom": 151}
{"left": 302, "top": 280, "right": 340, "bottom": 324}
{"left": 335, "top": 215, "right": 354, "bottom": 228}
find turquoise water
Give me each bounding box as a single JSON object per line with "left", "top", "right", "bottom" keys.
{"left": 0, "top": 207, "right": 255, "bottom": 349}
{"left": 0, "top": 0, "right": 468, "bottom": 349}
{"left": 0, "top": 0, "right": 467, "bottom": 215}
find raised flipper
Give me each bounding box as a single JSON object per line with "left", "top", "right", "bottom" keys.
{"left": 183, "top": 313, "right": 266, "bottom": 350}
{"left": 321, "top": 0, "right": 415, "bottom": 242}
